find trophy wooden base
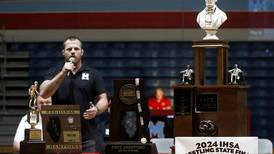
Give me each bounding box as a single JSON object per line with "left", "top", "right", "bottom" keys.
{"left": 20, "top": 140, "right": 45, "bottom": 154}
{"left": 173, "top": 85, "right": 249, "bottom": 137}
{"left": 105, "top": 141, "right": 158, "bottom": 154}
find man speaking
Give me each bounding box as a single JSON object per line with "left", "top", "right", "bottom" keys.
{"left": 40, "top": 36, "right": 108, "bottom": 153}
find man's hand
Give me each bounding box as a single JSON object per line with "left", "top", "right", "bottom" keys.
{"left": 83, "top": 102, "right": 98, "bottom": 120}
{"left": 37, "top": 96, "right": 52, "bottom": 110}
{"left": 62, "top": 62, "right": 75, "bottom": 73}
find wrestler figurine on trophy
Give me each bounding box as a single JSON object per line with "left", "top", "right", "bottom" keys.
{"left": 228, "top": 64, "right": 245, "bottom": 85}
{"left": 196, "top": 0, "right": 227, "bottom": 40}
{"left": 180, "top": 65, "right": 194, "bottom": 84}
{"left": 28, "top": 81, "right": 39, "bottom": 110}
{"left": 26, "top": 81, "right": 41, "bottom": 141}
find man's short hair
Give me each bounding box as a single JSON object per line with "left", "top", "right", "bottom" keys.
{"left": 63, "top": 36, "right": 83, "bottom": 48}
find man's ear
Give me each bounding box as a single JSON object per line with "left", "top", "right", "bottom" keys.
{"left": 81, "top": 49, "right": 84, "bottom": 56}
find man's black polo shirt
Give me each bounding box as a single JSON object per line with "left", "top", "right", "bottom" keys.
{"left": 45, "top": 63, "right": 106, "bottom": 141}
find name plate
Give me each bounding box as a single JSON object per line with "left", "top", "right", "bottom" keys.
{"left": 25, "top": 129, "right": 42, "bottom": 140}
{"left": 175, "top": 137, "right": 258, "bottom": 154}
{"left": 41, "top": 105, "right": 81, "bottom": 154}
{"left": 195, "top": 93, "right": 218, "bottom": 112}
{"left": 105, "top": 142, "right": 158, "bottom": 154}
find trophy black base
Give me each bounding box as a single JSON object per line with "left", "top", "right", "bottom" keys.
{"left": 105, "top": 141, "right": 158, "bottom": 154}
{"left": 20, "top": 140, "right": 45, "bottom": 154}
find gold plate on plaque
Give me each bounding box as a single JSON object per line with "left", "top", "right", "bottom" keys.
{"left": 63, "top": 131, "right": 80, "bottom": 143}
{"left": 119, "top": 84, "right": 137, "bottom": 105}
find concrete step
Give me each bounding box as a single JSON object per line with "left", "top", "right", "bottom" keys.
{"left": 0, "top": 135, "right": 14, "bottom": 146}
{"left": 0, "top": 109, "right": 27, "bottom": 116}
{"left": 0, "top": 138, "right": 14, "bottom": 149}
{"left": 6, "top": 62, "right": 29, "bottom": 68}
{"left": 6, "top": 67, "right": 28, "bottom": 72}
{"left": 0, "top": 125, "right": 17, "bottom": 136}
{"left": 0, "top": 98, "right": 28, "bottom": 107}
{"left": 5, "top": 88, "right": 28, "bottom": 93}
{"left": 6, "top": 51, "right": 29, "bottom": 59}
{"left": 4, "top": 72, "right": 29, "bottom": 78}
{"left": 0, "top": 115, "right": 23, "bottom": 123}
{"left": 0, "top": 91, "right": 28, "bottom": 97}
{"left": 0, "top": 80, "right": 29, "bottom": 88}
{"left": 5, "top": 85, "right": 28, "bottom": 90}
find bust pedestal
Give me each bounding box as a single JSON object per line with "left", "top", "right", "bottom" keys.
{"left": 192, "top": 40, "right": 229, "bottom": 85}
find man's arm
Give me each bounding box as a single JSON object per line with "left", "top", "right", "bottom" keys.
{"left": 95, "top": 93, "right": 108, "bottom": 114}
{"left": 39, "top": 70, "right": 67, "bottom": 98}
{"left": 40, "top": 62, "right": 74, "bottom": 98}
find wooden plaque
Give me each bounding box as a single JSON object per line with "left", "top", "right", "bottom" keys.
{"left": 41, "top": 105, "right": 81, "bottom": 154}
{"left": 109, "top": 79, "right": 150, "bottom": 141}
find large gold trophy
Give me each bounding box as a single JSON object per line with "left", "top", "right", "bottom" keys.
{"left": 26, "top": 81, "right": 41, "bottom": 140}
{"left": 20, "top": 81, "right": 45, "bottom": 154}
{"left": 173, "top": 0, "right": 249, "bottom": 137}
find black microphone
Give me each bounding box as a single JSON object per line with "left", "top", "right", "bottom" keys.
{"left": 67, "top": 57, "right": 75, "bottom": 76}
